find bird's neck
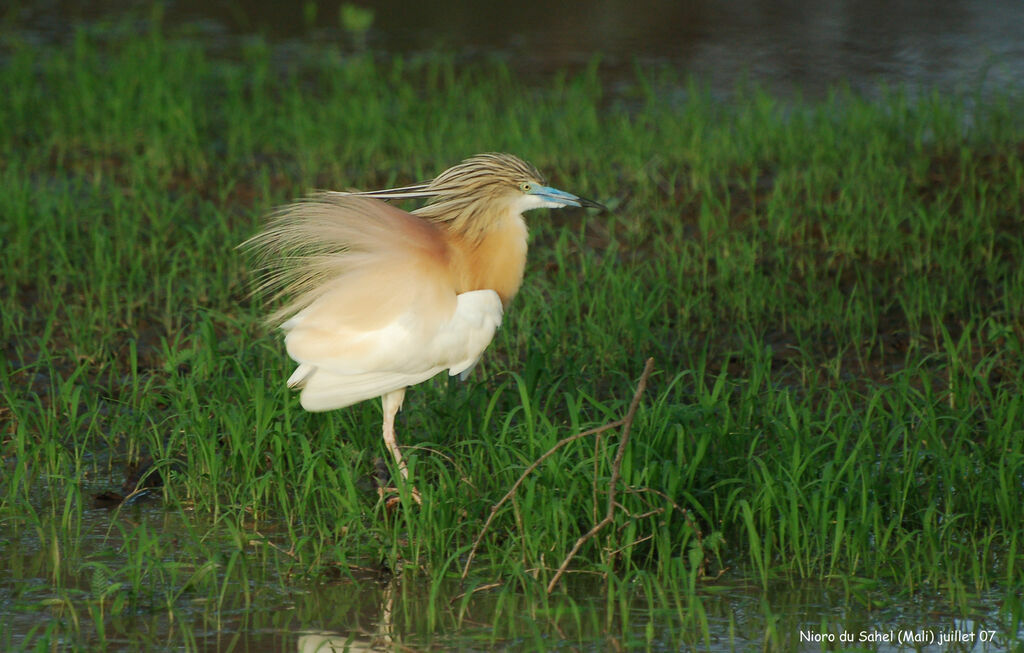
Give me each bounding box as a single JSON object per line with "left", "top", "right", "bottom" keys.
{"left": 446, "top": 210, "right": 529, "bottom": 307}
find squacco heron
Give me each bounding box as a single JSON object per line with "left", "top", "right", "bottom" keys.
{"left": 243, "top": 153, "right": 603, "bottom": 501}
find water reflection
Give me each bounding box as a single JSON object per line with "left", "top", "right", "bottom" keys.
{"left": 296, "top": 578, "right": 395, "bottom": 652}
{"left": 8, "top": 0, "right": 1024, "bottom": 97}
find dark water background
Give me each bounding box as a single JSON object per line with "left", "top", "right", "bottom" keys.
{"left": 6, "top": 0, "right": 1024, "bottom": 98}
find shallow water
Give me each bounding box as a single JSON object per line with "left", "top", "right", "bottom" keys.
{"left": 2, "top": 501, "right": 1021, "bottom": 651}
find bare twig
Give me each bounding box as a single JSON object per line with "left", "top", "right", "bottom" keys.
{"left": 546, "top": 358, "right": 654, "bottom": 593}
{"left": 460, "top": 358, "right": 656, "bottom": 580}
{"left": 592, "top": 431, "right": 602, "bottom": 525}
{"left": 461, "top": 417, "right": 632, "bottom": 577}
{"left": 617, "top": 507, "right": 666, "bottom": 528}
{"left": 620, "top": 485, "right": 708, "bottom": 575}
{"left": 608, "top": 533, "right": 655, "bottom": 556}
{"left": 249, "top": 532, "right": 298, "bottom": 560}
{"left": 448, "top": 582, "right": 503, "bottom": 605}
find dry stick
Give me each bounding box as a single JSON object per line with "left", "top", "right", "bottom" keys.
{"left": 460, "top": 357, "right": 656, "bottom": 580}
{"left": 461, "top": 421, "right": 627, "bottom": 578}
{"left": 448, "top": 582, "right": 503, "bottom": 605}
{"left": 546, "top": 357, "right": 655, "bottom": 594}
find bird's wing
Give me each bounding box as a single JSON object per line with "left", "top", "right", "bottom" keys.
{"left": 286, "top": 289, "right": 503, "bottom": 411}
{"left": 241, "top": 194, "right": 453, "bottom": 326}
{"left": 245, "top": 194, "right": 504, "bottom": 411}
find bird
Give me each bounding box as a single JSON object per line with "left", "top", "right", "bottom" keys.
{"left": 242, "top": 153, "right": 604, "bottom": 503}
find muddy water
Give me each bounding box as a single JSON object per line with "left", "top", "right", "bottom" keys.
{"left": 1, "top": 502, "right": 1020, "bottom": 650}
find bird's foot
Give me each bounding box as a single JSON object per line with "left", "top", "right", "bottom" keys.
{"left": 377, "top": 484, "right": 422, "bottom": 509}
{"left": 373, "top": 458, "right": 422, "bottom": 506}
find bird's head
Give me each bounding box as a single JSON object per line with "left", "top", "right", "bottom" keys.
{"left": 415, "top": 153, "right": 604, "bottom": 238}
{"left": 514, "top": 178, "right": 606, "bottom": 212}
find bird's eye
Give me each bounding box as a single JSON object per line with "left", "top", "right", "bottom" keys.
{"left": 520, "top": 182, "right": 532, "bottom": 193}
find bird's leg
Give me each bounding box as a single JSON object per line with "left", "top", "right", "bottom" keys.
{"left": 381, "top": 388, "right": 408, "bottom": 478}
{"left": 380, "top": 388, "right": 421, "bottom": 504}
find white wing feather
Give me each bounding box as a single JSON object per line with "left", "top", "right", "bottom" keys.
{"left": 284, "top": 289, "right": 503, "bottom": 412}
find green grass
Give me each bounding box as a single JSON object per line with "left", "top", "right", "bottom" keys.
{"left": 2, "top": 21, "right": 1023, "bottom": 651}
